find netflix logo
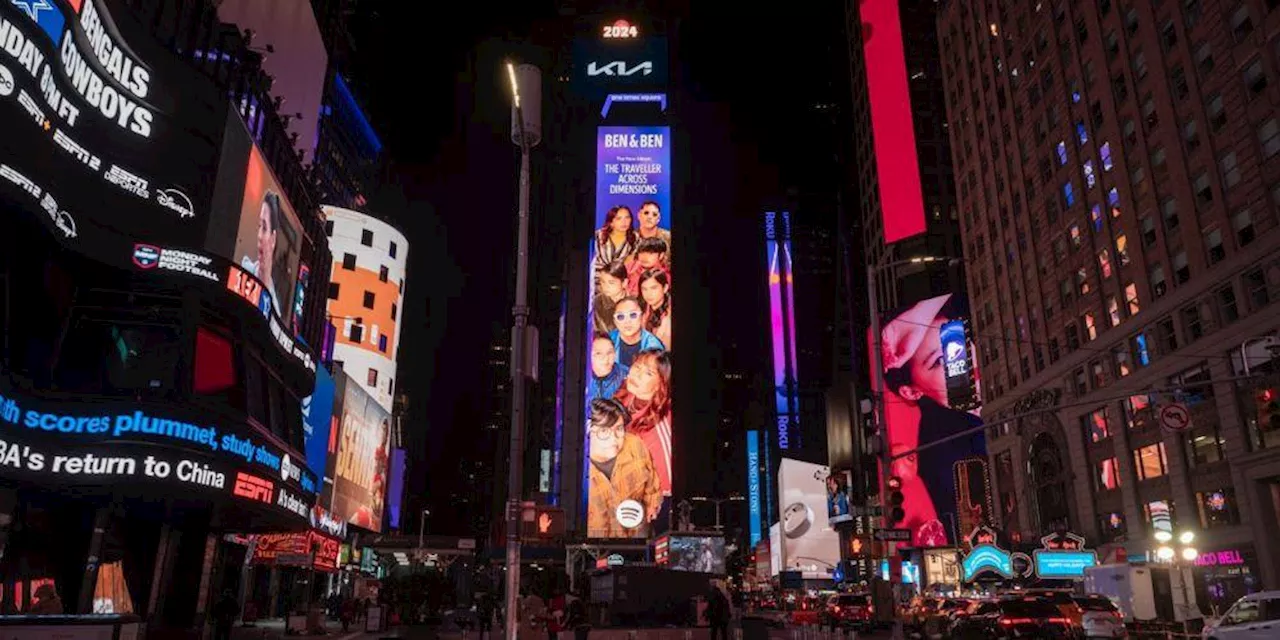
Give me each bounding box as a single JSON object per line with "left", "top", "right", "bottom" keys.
{"left": 233, "top": 472, "right": 274, "bottom": 504}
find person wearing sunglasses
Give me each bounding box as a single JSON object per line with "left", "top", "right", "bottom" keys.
{"left": 608, "top": 297, "right": 664, "bottom": 368}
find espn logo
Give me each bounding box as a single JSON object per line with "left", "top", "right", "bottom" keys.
{"left": 233, "top": 472, "right": 274, "bottom": 504}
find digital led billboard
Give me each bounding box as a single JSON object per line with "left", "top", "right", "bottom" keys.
{"left": 861, "top": 0, "right": 926, "bottom": 244}
{"left": 765, "top": 212, "right": 799, "bottom": 451}
{"left": 870, "top": 294, "right": 987, "bottom": 547}
{"left": 746, "top": 430, "right": 763, "bottom": 547}
{"left": 777, "top": 458, "right": 840, "bottom": 578}
{"left": 666, "top": 536, "right": 726, "bottom": 574}
{"left": 584, "top": 126, "right": 671, "bottom": 538}
{"left": 328, "top": 370, "right": 391, "bottom": 532}
{"left": 301, "top": 366, "right": 336, "bottom": 486}
{"left": 0, "top": 0, "right": 223, "bottom": 249}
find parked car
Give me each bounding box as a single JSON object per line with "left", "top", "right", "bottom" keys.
{"left": 1202, "top": 590, "right": 1280, "bottom": 639}
{"left": 1074, "top": 594, "right": 1126, "bottom": 638}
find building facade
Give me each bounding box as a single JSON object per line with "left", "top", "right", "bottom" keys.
{"left": 323, "top": 206, "right": 408, "bottom": 412}
{"left": 940, "top": 0, "right": 1280, "bottom": 604}
{"left": 0, "top": 0, "right": 333, "bottom": 630}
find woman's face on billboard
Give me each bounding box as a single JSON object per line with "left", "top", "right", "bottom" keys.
{"left": 610, "top": 207, "right": 632, "bottom": 233}
{"left": 256, "top": 200, "right": 277, "bottom": 270}
{"left": 625, "top": 358, "right": 660, "bottom": 400}
{"left": 902, "top": 316, "right": 950, "bottom": 406}
{"left": 640, "top": 276, "right": 666, "bottom": 307}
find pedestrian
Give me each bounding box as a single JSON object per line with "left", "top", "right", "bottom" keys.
{"left": 340, "top": 597, "right": 356, "bottom": 632}
{"left": 210, "top": 589, "right": 240, "bottom": 640}
{"left": 545, "top": 590, "right": 567, "bottom": 640}
{"left": 476, "top": 594, "right": 496, "bottom": 640}
{"left": 705, "top": 581, "right": 730, "bottom": 640}
{"left": 567, "top": 591, "right": 590, "bottom": 640}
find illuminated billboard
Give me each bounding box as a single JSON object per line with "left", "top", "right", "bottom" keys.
{"left": 777, "top": 458, "right": 840, "bottom": 578}
{"left": 666, "top": 536, "right": 726, "bottom": 574}
{"left": 746, "top": 430, "right": 763, "bottom": 546}
{"left": 584, "top": 126, "right": 671, "bottom": 538}
{"left": 328, "top": 371, "right": 391, "bottom": 532}
{"left": 765, "top": 212, "right": 799, "bottom": 451}
{"left": 0, "top": 0, "right": 223, "bottom": 248}
{"left": 861, "top": 0, "right": 926, "bottom": 243}
{"left": 870, "top": 294, "right": 987, "bottom": 547}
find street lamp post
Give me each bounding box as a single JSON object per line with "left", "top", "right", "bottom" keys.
{"left": 690, "top": 495, "right": 745, "bottom": 531}
{"left": 866, "top": 255, "right": 958, "bottom": 640}
{"left": 418, "top": 509, "right": 430, "bottom": 557}
{"left": 504, "top": 61, "right": 541, "bottom": 640}
{"left": 1155, "top": 530, "right": 1199, "bottom": 636}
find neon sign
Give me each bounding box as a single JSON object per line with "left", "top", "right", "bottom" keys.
{"left": 963, "top": 544, "right": 1013, "bottom": 581}
{"left": 602, "top": 19, "right": 639, "bottom": 39}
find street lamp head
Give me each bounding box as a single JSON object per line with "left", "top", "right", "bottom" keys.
{"left": 1181, "top": 547, "right": 1199, "bottom": 562}
{"left": 1156, "top": 546, "right": 1175, "bottom": 561}
{"left": 1154, "top": 530, "right": 1173, "bottom": 543}
{"left": 1178, "top": 531, "right": 1195, "bottom": 545}
{"left": 505, "top": 62, "right": 520, "bottom": 108}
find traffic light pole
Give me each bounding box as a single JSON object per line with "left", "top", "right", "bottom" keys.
{"left": 866, "top": 268, "right": 905, "bottom": 640}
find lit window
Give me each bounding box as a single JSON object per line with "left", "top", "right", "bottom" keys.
{"left": 1098, "top": 248, "right": 1113, "bottom": 278}
{"left": 1064, "top": 181, "right": 1076, "bottom": 206}
{"left": 1091, "top": 204, "right": 1103, "bottom": 231}
{"left": 1145, "top": 500, "right": 1173, "bottom": 532}
{"left": 1114, "top": 346, "right": 1131, "bottom": 377}
{"left": 1100, "top": 142, "right": 1114, "bottom": 171}
{"left": 1070, "top": 224, "right": 1083, "bottom": 247}
{"left": 1116, "top": 234, "right": 1130, "bottom": 265}
{"left": 1056, "top": 141, "right": 1068, "bottom": 165}
{"left": 1084, "top": 160, "right": 1097, "bottom": 189}
{"left": 1076, "top": 120, "right": 1089, "bottom": 144}
{"left": 1087, "top": 408, "right": 1112, "bottom": 442}
{"left": 1096, "top": 458, "right": 1121, "bottom": 490}
{"left": 1132, "top": 333, "right": 1150, "bottom": 366}
{"left": 1108, "top": 296, "right": 1121, "bottom": 326}
{"left": 1134, "top": 444, "right": 1169, "bottom": 480}
{"left": 1084, "top": 312, "right": 1098, "bottom": 340}
{"left": 1077, "top": 267, "right": 1091, "bottom": 294}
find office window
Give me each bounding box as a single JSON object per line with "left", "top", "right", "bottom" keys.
{"left": 361, "top": 229, "right": 374, "bottom": 247}
{"left": 1085, "top": 407, "right": 1111, "bottom": 442}
{"left": 1219, "top": 153, "right": 1241, "bottom": 189}
{"left": 1125, "top": 283, "right": 1141, "bottom": 316}
{"left": 1141, "top": 216, "right": 1157, "bottom": 246}
{"left": 1133, "top": 442, "right": 1169, "bottom": 480}
{"left": 362, "top": 291, "right": 376, "bottom": 309}
{"left": 1151, "top": 264, "right": 1167, "bottom": 298}
{"left": 1218, "top": 286, "right": 1239, "bottom": 324}
{"left": 1259, "top": 119, "right": 1280, "bottom": 158}
{"left": 1100, "top": 142, "right": 1114, "bottom": 171}
{"left": 389, "top": 241, "right": 399, "bottom": 258}
{"left": 349, "top": 324, "right": 364, "bottom": 343}
{"left": 378, "top": 334, "right": 389, "bottom": 353}
{"left": 1205, "top": 229, "right": 1225, "bottom": 264}
{"left": 1057, "top": 140, "right": 1068, "bottom": 165}
{"left": 342, "top": 253, "right": 356, "bottom": 270}
{"left": 1116, "top": 234, "right": 1130, "bottom": 265}
{"left": 391, "top": 303, "right": 398, "bottom": 321}
{"left": 1063, "top": 181, "right": 1076, "bottom": 207}
{"left": 1096, "top": 458, "right": 1121, "bottom": 491}
{"left": 379, "top": 265, "right": 389, "bottom": 283}
{"left": 1195, "top": 489, "right": 1240, "bottom": 529}
{"left": 1245, "top": 269, "right": 1270, "bottom": 308}
{"left": 1244, "top": 59, "right": 1268, "bottom": 96}
{"left": 367, "top": 368, "right": 378, "bottom": 387}
{"left": 327, "top": 282, "right": 340, "bottom": 300}
{"left": 324, "top": 220, "right": 334, "bottom": 236}
{"left": 1098, "top": 248, "right": 1113, "bottom": 278}
{"left": 1173, "top": 250, "right": 1190, "bottom": 284}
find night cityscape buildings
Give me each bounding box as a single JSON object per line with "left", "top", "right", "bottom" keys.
{"left": 939, "top": 0, "right": 1280, "bottom": 605}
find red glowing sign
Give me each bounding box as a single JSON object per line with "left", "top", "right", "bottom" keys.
{"left": 602, "top": 19, "right": 639, "bottom": 39}
{"left": 226, "top": 265, "right": 263, "bottom": 307}
{"left": 232, "top": 472, "right": 274, "bottom": 504}
{"left": 861, "top": 0, "right": 926, "bottom": 244}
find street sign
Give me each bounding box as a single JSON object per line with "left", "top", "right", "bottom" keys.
{"left": 1159, "top": 402, "right": 1192, "bottom": 432}
{"left": 873, "top": 528, "right": 912, "bottom": 542}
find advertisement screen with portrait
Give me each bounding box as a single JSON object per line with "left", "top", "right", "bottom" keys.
{"left": 776, "top": 458, "right": 840, "bottom": 577}
{"left": 667, "top": 536, "right": 725, "bottom": 574}
{"left": 870, "top": 293, "right": 987, "bottom": 547}
{"left": 328, "top": 371, "right": 390, "bottom": 532}
{"left": 229, "top": 145, "right": 306, "bottom": 330}
{"left": 826, "top": 469, "right": 853, "bottom": 524}
{"left": 583, "top": 126, "right": 671, "bottom": 539}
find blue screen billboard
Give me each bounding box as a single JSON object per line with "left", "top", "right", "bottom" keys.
{"left": 746, "top": 430, "right": 763, "bottom": 547}
{"left": 302, "top": 366, "right": 336, "bottom": 486}
{"left": 584, "top": 126, "right": 671, "bottom": 538}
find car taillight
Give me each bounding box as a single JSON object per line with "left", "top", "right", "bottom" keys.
{"left": 999, "top": 617, "right": 1033, "bottom": 626}
{"left": 832, "top": 606, "right": 840, "bottom": 613}
{"left": 867, "top": 605, "right": 875, "bottom": 615}
{"left": 1047, "top": 617, "right": 1070, "bottom": 625}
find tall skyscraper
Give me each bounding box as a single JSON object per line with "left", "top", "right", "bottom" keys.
{"left": 939, "top": 0, "right": 1280, "bottom": 599}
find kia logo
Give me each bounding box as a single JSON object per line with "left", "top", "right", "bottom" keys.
{"left": 587, "top": 61, "right": 653, "bottom": 77}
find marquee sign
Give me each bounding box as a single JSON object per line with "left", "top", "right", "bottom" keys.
{"left": 1032, "top": 531, "right": 1097, "bottom": 579}
{"left": 0, "top": 379, "right": 316, "bottom": 523}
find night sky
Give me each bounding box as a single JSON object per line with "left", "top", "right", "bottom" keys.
{"left": 342, "top": 1, "right": 843, "bottom": 534}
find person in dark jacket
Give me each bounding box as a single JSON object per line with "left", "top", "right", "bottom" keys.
{"left": 211, "top": 590, "right": 240, "bottom": 640}
{"left": 705, "top": 582, "right": 730, "bottom": 640}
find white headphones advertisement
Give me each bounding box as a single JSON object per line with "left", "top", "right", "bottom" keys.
{"left": 776, "top": 458, "right": 841, "bottom": 578}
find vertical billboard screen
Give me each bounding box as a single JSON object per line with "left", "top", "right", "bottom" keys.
{"left": 861, "top": 0, "right": 926, "bottom": 244}
{"left": 765, "top": 212, "right": 799, "bottom": 451}
{"left": 746, "top": 430, "right": 763, "bottom": 547}
{"left": 584, "top": 126, "right": 671, "bottom": 538}
{"left": 301, "top": 366, "right": 336, "bottom": 486}
{"left": 329, "top": 371, "right": 391, "bottom": 532}
{"left": 870, "top": 294, "right": 987, "bottom": 547}
{"left": 230, "top": 145, "right": 306, "bottom": 331}
{"left": 777, "top": 458, "right": 840, "bottom": 577}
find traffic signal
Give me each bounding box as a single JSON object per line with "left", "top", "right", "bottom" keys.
{"left": 885, "top": 476, "right": 905, "bottom": 526}
{"left": 1256, "top": 388, "right": 1280, "bottom": 432}
{"left": 522, "top": 506, "right": 565, "bottom": 542}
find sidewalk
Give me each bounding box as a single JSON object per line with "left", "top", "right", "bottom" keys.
{"left": 229, "top": 617, "right": 395, "bottom": 640}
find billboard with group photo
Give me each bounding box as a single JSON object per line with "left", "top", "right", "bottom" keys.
{"left": 870, "top": 293, "right": 988, "bottom": 547}
{"left": 583, "top": 126, "right": 672, "bottom": 538}
{"left": 327, "top": 370, "right": 391, "bottom": 533}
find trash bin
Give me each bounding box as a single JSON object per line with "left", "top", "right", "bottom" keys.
{"left": 740, "top": 615, "right": 769, "bottom": 640}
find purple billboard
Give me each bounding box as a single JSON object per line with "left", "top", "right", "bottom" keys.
{"left": 584, "top": 126, "right": 672, "bottom": 538}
